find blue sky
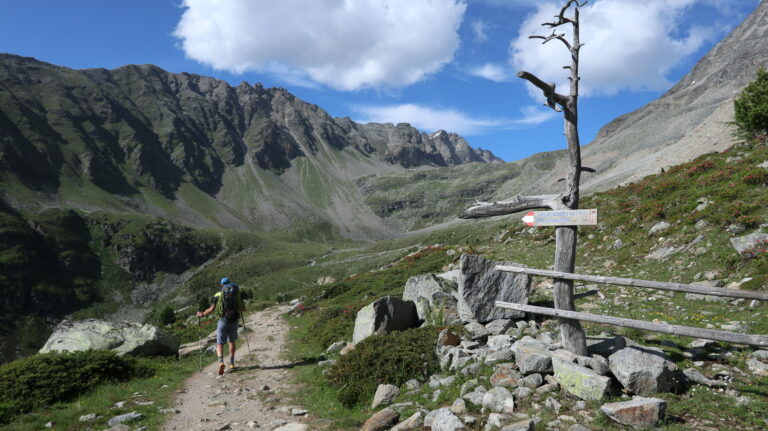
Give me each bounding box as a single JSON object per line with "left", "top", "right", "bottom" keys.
{"left": 0, "top": 0, "right": 759, "bottom": 162}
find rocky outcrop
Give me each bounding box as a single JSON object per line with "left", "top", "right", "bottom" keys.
{"left": 403, "top": 274, "right": 460, "bottom": 324}
{"left": 457, "top": 254, "right": 530, "bottom": 323}
{"left": 39, "top": 319, "right": 179, "bottom": 357}
{"left": 352, "top": 296, "right": 419, "bottom": 342}
{"left": 609, "top": 346, "right": 677, "bottom": 395}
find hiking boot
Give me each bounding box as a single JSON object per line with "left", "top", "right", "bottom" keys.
{"left": 218, "top": 362, "right": 225, "bottom": 375}
{"left": 228, "top": 363, "right": 236, "bottom": 372}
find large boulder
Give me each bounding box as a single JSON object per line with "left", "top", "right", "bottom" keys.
{"left": 609, "top": 346, "right": 677, "bottom": 395}
{"left": 552, "top": 357, "right": 612, "bottom": 400}
{"left": 403, "top": 274, "right": 460, "bottom": 324}
{"left": 352, "top": 296, "right": 419, "bottom": 343}
{"left": 457, "top": 254, "right": 530, "bottom": 323}
{"left": 39, "top": 319, "right": 179, "bottom": 357}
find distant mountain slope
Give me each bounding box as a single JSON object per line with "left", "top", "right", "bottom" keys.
{"left": 570, "top": 0, "right": 768, "bottom": 192}
{"left": 0, "top": 54, "right": 500, "bottom": 239}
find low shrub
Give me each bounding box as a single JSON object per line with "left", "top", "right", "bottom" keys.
{"left": 326, "top": 327, "right": 440, "bottom": 407}
{"left": 0, "top": 350, "right": 151, "bottom": 422}
{"left": 734, "top": 68, "right": 768, "bottom": 139}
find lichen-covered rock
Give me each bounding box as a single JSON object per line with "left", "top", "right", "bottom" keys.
{"left": 352, "top": 296, "right": 419, "bottom": 342}
{"left": 609, "top": 346, "right": 677, "bottom": 395}
{"left": 552, "top": 357, "right": 612, "bottom": 400}
{"left": 457, "top": 254, "right": 530, "bottom": 323}
{"left": 601, "top": 397, "right": 666, "bottom": 429}
{"left": 490, "top": 363, "right": 521, "bottom": 388}
{"left": 39, "top": 319, "right": 179, "bottom": 357}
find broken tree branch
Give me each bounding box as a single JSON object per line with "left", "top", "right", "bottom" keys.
{"left": 459, "top": 194, "right": 562, "bottom": 219}
{"left": 517, "top": 71, "right": 570, "bottom": 111}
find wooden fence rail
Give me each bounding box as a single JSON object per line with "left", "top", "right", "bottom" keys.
{"left": 496, "top": 265, "right": 768, "bottom": 301}
{"left": 496, "top": 301, "right": 768, "bottom": 347}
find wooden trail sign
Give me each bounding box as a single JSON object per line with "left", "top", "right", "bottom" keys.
{"left": 522, "top": 209, "right": 597, "bottom": 227}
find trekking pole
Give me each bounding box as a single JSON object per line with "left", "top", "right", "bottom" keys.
{"left": 197, "top": 316, "right": 204, "bottom": 371}
{"left": 241, "top": 313, "right": 251, "bottom": 354}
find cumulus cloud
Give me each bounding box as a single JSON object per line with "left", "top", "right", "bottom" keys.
{"left": 511, "top": 106, "right": 557, "bottom": 127}
{"left": 355, "top": 104, "right": 505, "bottom": 135}
{"left": 173, "top": 0, "right": 467, "bottom": 91}
{"left": 510, "top": 0, "right": 715, "bottom": 97}
{"left": 470, "top": 63, "right": 513, "bottom": 82}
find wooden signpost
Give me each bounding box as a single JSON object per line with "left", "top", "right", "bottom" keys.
{"left": 522, "top": 209, "right": 597, "bottom": 227}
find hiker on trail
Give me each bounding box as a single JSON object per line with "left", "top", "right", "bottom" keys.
{"left": 197, "top": 277, "right": 246, "bottom": 375}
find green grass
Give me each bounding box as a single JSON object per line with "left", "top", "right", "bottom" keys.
{"left": 0, "top": 354, "right": 206, "bottom": 431}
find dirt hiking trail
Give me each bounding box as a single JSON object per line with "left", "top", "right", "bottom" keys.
{"left": 162, "top": 305, "right": 316, "bottom": 431}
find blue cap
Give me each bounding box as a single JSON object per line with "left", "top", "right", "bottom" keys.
{"left": 220, "top": 277, "right": 230, "bottom": 285}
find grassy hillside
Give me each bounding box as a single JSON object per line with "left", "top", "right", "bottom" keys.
{"left": 279, "top": 135, "right": 768, "bottom": 429}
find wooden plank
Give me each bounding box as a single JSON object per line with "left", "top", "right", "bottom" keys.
{"left": 496, "top": 301, "right": 768, "bottom": 347}
{"left": 522, "top": 209, "right": 598, "bottom": 226}
{"left": 496, "top": 266, "right": 768, "bottom": 301}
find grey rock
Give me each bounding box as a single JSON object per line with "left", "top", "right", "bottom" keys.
{"left": 609, "top": 346, "right": 677, "bottom": 395}
{"left": 391, "top": 411, "right": 424, "bottom": 431}
{"left": 485, "top": 319, "right": 515, "bottom": 335}
{"left": 317, "top": 359, "right": 336, "bottom": 367}
{"left": 519, "top": 373, "right": 544, "bottom": 389}
{"left": 462, "top": 362, "right": 482, "bottom": 376}
{"left": 458, "top": 254, "right": 530, "bottom": 323}
{"left": 689, "top": 339, "right": 718, "bottom": 349}
{"left": 462, "top": 390, "right": 485, "bottom": 406}
{"left": 464, "top": 321, "right": 490, "bottom": 341}
{"left": 39, "top": 319, "right": 179, "bottom": 357}
{"left": 601, "top": 397, "right": 666, "bottom": 429}
{"left": 511, "top": 337, "right": 552, "bottom": 374}
{"left": 481, "top": 387, "right": 515, "bottom": 413}
{"left": 587, "top": 355, "right": 610, "bottom": 375}
{"left": 438, "top": 329, "right": 461, "bottom": 347}
{"left": 460, "top": 379, "right": 478, "bottom": 396}
{"left": 730, "top": 233, "right": 768, "bottom": 254}
{"left": 430, "top": 374, "right": 457, "bottom": 388}
{"left": 553, "top": 357, "right": 611, "bottom": 400}
{"left": 487, "top": 335, "right": 515, "bottom": 350}
{"left": 568, "top": 425, "right": 592, "bottom": 431}
{"left": 501, "top": 419, "right": 535, "bottom": 431}
{"left": 752, "top": 350, "right": 768, "bottom": 361}
{"left": 645, "top": 247, "right": 677, "bottom": 260}
{"left": 490, "top": 363, "right": 521, "bottom": 387}
{"left": 425, "top": 407, "right": 464, "bottom": 431}
{"left": 695, "top": 219, "right": 709, "bottom": 230}
{"left": 485, "top": 349, "right": 515, "bottom": 364}
{"left": 326, "top": 340, "right": 347, "bottom": 353}
{"left": 683, "top": 368, "right": 726, "bottom": 387}
{"left": 485, "top": 413, "right": 511, "bottom": 430}
{"left": 79, "top": 413, "right": 98, "bottom": 422}
{"left": 405, "top": 379, "right": 422, "bottom": 390}
{"left": 403, "top": 274, "right": 460, "bottom": 324}
{"left": 512, "top": 386, "right": 533, "bottom": 399}
{"left": 352, "top": 296, "right": 419, "bottom": 342}
{"left": 545, "top": 396, "right": 562, "bottom": 414}
{"left": 535, "top": 382, "right": 559, "bottom": 394}
{"left": 746, "top": 358, "right": 768, "bottom": 376}
{"left": 610, "top": 239, "right": 623, "bottom": 250}
{"left": 648, "top": 221, "right": 671, "bottom": 236}
{"left": 273, "top": 424, "right": 308, "bottom": 431}
{"left": 361, "top": 408, "right": 399, "bottom": 431}
{"left": 107, "top": 412, "right": 144, "bottom": 427}
{"left": 372, "top": 384, "right": 400, "bottom": 409}
{"left": 291, "top": 407, "right": 308, "bottom": 416}
{"left": 450, "top": 397, "right": 467, "bottom": 415}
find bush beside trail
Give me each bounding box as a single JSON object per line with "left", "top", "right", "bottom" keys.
{"left": 326, "top": 327, "right": 441, "bottom": 407}
{"left": 0, "top": 350, "right": 152, "bottom": 423}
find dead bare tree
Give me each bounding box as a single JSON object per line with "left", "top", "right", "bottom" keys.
{"left": 460, "top": 0, "right": 589, "bottom": 355}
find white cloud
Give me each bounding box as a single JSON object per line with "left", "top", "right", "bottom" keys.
{"left": 471, "top": 19, "right": 489, "bottom": 42}
{"left": 510, "top": 0, "right": 715, "bottom": 97}
{"left": 174, "top": 0, "right": 467, "bottom": 91}
{"left": 355, "top": 104, "right": 505, "bottom": 135}
{"left": 355, "top": 103, "right": 555, "bottom": 135}
{"left": 470, "top": 63, "right": 513, "bottom": 82}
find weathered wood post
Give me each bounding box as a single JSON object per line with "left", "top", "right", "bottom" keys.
{"left": 460, "top": 0, "right": 589, "bottom": 355}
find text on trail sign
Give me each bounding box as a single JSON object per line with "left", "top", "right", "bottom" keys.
{"left": 522, "top": 209, "right": 598, "bottom": 227}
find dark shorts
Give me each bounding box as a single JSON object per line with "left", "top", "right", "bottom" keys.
{"left": 216, "top": 318, "right": 239, "bottom": 344}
